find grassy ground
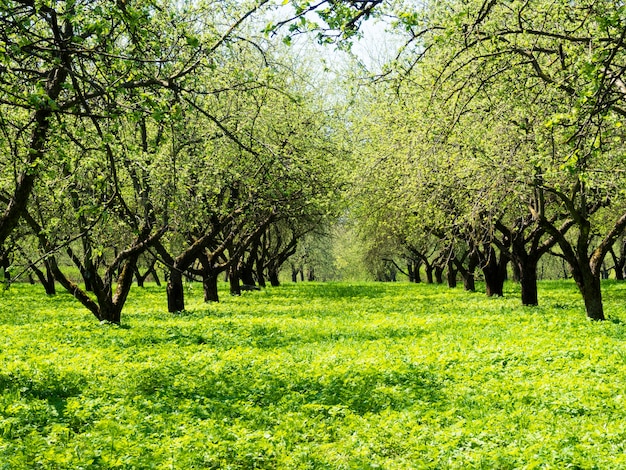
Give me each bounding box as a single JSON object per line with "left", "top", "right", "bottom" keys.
{"left": 1, "top": 280, "right": 626, "bottom": 469}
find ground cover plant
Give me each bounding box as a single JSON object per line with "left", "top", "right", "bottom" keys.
{"left": 1, "top": 281, "right": 626, "bottom": 469}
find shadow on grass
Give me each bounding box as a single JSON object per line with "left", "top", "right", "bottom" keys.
{"left": 130, "top": 360, "right": 443, "bottom": 417}
{"left": 276, "top": 282, "right": 396, "bottom": 300}
{"left": 122, "top": 321, "right": 427, "bottom": 350}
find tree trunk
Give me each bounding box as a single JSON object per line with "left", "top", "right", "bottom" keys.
{"left": 135, "top": 266, "right": 145, "bottom": 288}
{"left": 203, "top": 273, "right": 219, "bottom": 302}
{"left": 151, "top": 267, "right": 161, "bottom": 286}
{"left": 483, "top": 270, "right": 504, "bottom": 296}
{"left": 34, "top": 260, "right": 56, "bottom": 295}
{"left": 229, "top": 266, "right": 241, "bottom": 296}
{"left": 167, "top": 269, "right": 185, "bottom": 312}
{"left": 481, "top": 247, "right": 507, "bottom": 297}
{"left": 434, "top": 266, "right": 444, "bottom": 284}
{"left": 610, "top": 246, "right": 625, "bottom": 280}
{"left": 413, "top": 261, "right": 422, "bottom": 283}
{"left": 580, "top": 278, "right": 605, "bottom": 321}
{"left": 572, "top": 266, "right": 605, "bottom": 321}
{"left": 462, "top": 273, "right": 475, "bottom": 292}
{"left": 425, "top": 266, "right": 433, "bottom": 284}
{"left": 256, "top": 259, "right": 266, "bottom": 288}
{"left": 240, "top": 264, "right": 256, "bottom": 286}
{"left": 511, "top": 261, "right": 521, "bottom": 283}
{"left": 518, "top": 258, "right": 539, "bottom": 306}
{"left": 0, "top": 62, "right": 69, "bottom": 247}
{"left": 98, "top": 303, "right": 121, "bottom": 324}
{"left": 268, "top": 268, "right": 280, "bottom": 287}
{"left": 483, "top": 262, "right": 504, "bottom": 296}
{"left": 407, "top": 262, "right": 415, "bottom": 282}
{"left": 455, "top": 251, "right": 478, "bottom": 292}
{"left": 446, "top": 264, "right": 457, "bottom": 288}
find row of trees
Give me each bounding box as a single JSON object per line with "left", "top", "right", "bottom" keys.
{"left": 5, "top": 0, "right": 626, "bottom": 323}
{"left": 352, "top": 0, "right": 626, "bottom": 320}
{"left": 0, "top": 0, "right": 385, "bottom": 323}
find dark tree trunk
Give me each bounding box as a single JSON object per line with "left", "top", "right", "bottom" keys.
{"left": 518, "top": 258, "right": 539, "bottom": 306}
{"left": 151, "top": 267, "right": 161, "bottom": 286}
{"left": 482, "top": 247, "right": 508, "bottom": 297}
{"left": 167, "top": 269, "right": 185, "bottom": 312}
{"left": 580, "top": 277, "right": 605, "bottom": 321}
{"left": 610, "top": 245, "right": 626, "bottom": 280}
{"left": 446, "top": 264, "right": 457, "bottom": 288}
{"left": 572, "top": 265, "right": 605, "bottom": 321}
{"left": 203, "top": 273, "right": 219, "bottom": 302}
{"left": 83, "top": 268, "right": 94, "bottom": 292}
{"left": 135, "top": 266, "right": 145, "bottom": 288}
{"left": 455, "top": 251, "right": 478, "bottom": 292}
{"left": 256, "top": 258, "right": 266, "bottom": 287}
{"left": 98, "top": 304, "right": 121, "bottom": 324}
{"left": 425, "top": 266, "right": 433, "bottom": 284}
{"left": 511, "top": 261, "right": 521, "bottom": 283}
{"left": 0, "top": 62, "right": 69, "bottom": 247}
{"left": 407, "top": 262, "right": 415, "bottom": 282}
{"left": 31, "top": 259, "right": 56, "bottom": 295}
{"left": 307, "top": 267, "right": 315, "bottom": 282}
{"left": 434, "top": 266, "right": 444, "bottom": 284}
{"left": 462, "top": 273, "right": 475, "bottom": 292}
{"left": 413, "top": 261, "right": 422, "bottom": 283}
{"left": 240, "top": 265, "right": 256, "bottom": 287}
{"left": 229, "top": 266, "right": 241, "bottom": 296}
{"left": 268, "top": 268, "right": 280, "bottom": 287}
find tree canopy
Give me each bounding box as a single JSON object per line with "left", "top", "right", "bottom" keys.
{"left": 3, "top": 0, "right": 626, "bottom": 322}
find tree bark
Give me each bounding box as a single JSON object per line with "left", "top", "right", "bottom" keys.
{"left": 239, "top": 264, "right": 256, "bottom": 286}
{"left": 203, "top": 273, "right": 219, "bottom": 302}
{"left": 574, "top": 268, "right": 605, "bottom": 320}
{"left": 481, "top": 247, "right": 507, "bottom": 297}
{"left": 229, "top": 265, "right": 241, "bottom": 296}
{"left": 0, "top": 65, "right": 69, "bottom": 246}
{"left": 425, "top": 266, "right": 434, "bottom": 284}
{"left": 268, "top": 268, "right": 280, "bottom": 287}
{"left": 167, "top": 269, "right": 185, "bottom": 312}
{"left": 518, "top": 258, "right": 539, "bottom": 306}
{"left": 31, "top": 259, "right": 56, "bottom": 295}
{"left": 434, "top": 266, "right": 444, "bottom": 284}
{"left": 413, "top": 261, "right": 422, "bottom": 283}
{"left": 446, "top": 263, "right": 457, "bottom": 288}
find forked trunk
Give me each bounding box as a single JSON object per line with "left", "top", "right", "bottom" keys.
{"left": 31, "top": 260, "right": 56, "bottom": 295}
{"left": 98, "top": 303, "right": 122, "bottom": 324}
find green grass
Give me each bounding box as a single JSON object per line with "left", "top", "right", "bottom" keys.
{"left": 1, "top": 280, "right": 626, "bottom": 468}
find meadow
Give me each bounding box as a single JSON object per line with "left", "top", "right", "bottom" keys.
{"left": 1, "top": 280, "right": 626, "bottom": 469}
